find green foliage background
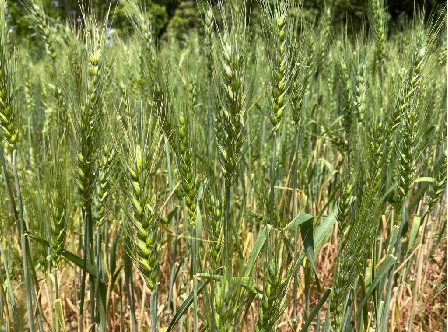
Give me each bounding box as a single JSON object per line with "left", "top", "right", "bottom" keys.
{"left": 6, "top": 0, "right": 447, "bottom": 40}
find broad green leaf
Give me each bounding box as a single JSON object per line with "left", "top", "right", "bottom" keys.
{"left": 364, "top": 264, "right": 372, "bottom": 287}
{"left": 380, "top": 184, "right": 398, "bottom": 202}
{"left": 300, "top": 216, "right": 321, "bottom": 292}
{"left": 264, "top": 208, "right": 348, "bottom": 331}
{"left": 330, "top": 115, "right": 344, "bottom": 126}
{"left": 243, "top": 225, "right": 271, "bottom": 277}
{"left": 242, "top": 291, "right": 258, "bottom": 324}
{"left": 408, "top": 182, "right": 430, "bottom": 211}
{"left": 314, "top": 209, "right": 337, "bottom": 250}
{"left": 63, "top": 250, "right": 100, "bottom": 279}
{"left": 283, "top": 211, "right": 313, "bottom": 232}
{"left": 435, "top": 282, "right": 446, "bottom": 294}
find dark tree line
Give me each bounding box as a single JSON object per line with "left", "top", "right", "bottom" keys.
{"left": 6, "top": 0, "right": 446, "bottom": 40}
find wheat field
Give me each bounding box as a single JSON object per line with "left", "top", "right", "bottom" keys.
{"left": 0, "top": 0, "right": 446, "bottom": 331}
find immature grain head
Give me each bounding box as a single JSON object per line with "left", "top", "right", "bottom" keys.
{"left": 94, "top": 145, "right": 114, "bottom": 228}
{"left": 354, "top": 62, "right": 366, "bottom": 124}
{"left": 214, "top": 278, "right": 233, "bottom": 329}
{"left": 151, "top": 69, "right": 174, "bottom": 145}
{"left": 291, "top": 35, "right": 314, "bottom": 125}
{"left": 396, "top": 48, "right": 426, "bottom": 202}
{"left": 370, "top": 0, "right": 386, "bottom": 68}
{"left": 216, "top": 1, "right": 248, "bottom": 188}
{"left": 331, "top": 130, "right": 386, "bottom": 328}
{"left": 121, "top": 0, "right": 156, "bottom": 97}
{"left": 77, "top": 32, "right": 105, "bottom": 211}
{"left": 331, "top": 183, "right": 383, "bottom": 329}
{"left": 0, "top": 2, "right": 18, "bottom": 149}
{"left": 24, "top": 74, "right": 36, "bottom": 115}
{"left": 339, "top": 58, "right": 353, "bottom": 139}
{"left": 256, "top": 260, "right": 281, "bottom": 331}
{"left": 128, "top": 144, "right": 160, "bottom": 291}
{"left": 316, "top": 5, "right": 332, "bottom": 76}
{"left": 370, "top": 121, "right": 386, "bottom": 185}
{"left": 50, "top": 190, "right": 66, "bottom": 270}
{"left": 29, "top": 1, "right": 57, "bottom": 63}
{"left": 0, "top": 68, "right": 17, "bottom": 148}
{"left": 258, "top": 0, "right": 292, "bottom": 134}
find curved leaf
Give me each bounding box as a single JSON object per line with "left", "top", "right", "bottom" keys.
{"left": 167, "top": 278, "right": 210, "bottom": 332}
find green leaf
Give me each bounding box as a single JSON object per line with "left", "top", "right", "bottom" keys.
{"left": 330, "top": 115, "right": 344, "bottom": 126}
{"left": 54, "top": 299, "right": 66, "bottom": 332}
{"left": 195, "top": 205, "right": 203, "bottom": 241}
{"left": 364, "top": 264, "right": 372, "bottom": 287}
{"left": 319, "top": 158, "right": 337, "bottom": 175}
{"left": 407, "top": 215, "right": 422, "bottom": 253}
{"left": 63, "top": 250, "right": 99, "bottom": 279}
{"left": 387, "top": 225, "right": 400, "bottom": 253}
{"left": 358, "top": 275, "right": 369, "bottom": 330}
{"left": 300, "top": 215, "right": 321, "bottom": 292}
{"left": 196, "top": 179, "right": 208, "bottom": 201}
{"left": 263, "top": 210, "right": 341, "bottom": 331}
{"left": 314, "top": 209, "right": 337, "bottom": 250}
{"left": 167, "top": 278, "right": 210, "bottom": 332}
{"left": 243, "top": 225, "right": 271, "bottom": 278}
{"left": 380, "top": 184, "right": 398, "bottom": 202}
{"left": 241, "top": 291, "right": 258, "bottom": 326}
{"left": 28, "top": 233, "right": 101, "bottom": 280}
{"left": 108, "top": 265, "right": 123, "bottom": 305}
{"left": 435, "top": 282, "right": 446, "bottom": 294}
{"left": 300, "top": 288, "right": 331, "bottom": 332}
{"left": 98, "top": 278, "right": 108, "bottom": 327}
{"left": 166, "top": 206, "right": 180, "bottom": 224}
{"left": 196, "top": 274, "right": 258, "bottom": 295}
{"left": 356, "top": 255, "right": 397, "bottom": 320}
{"left": 283, "top": 211, "right": 313, "bottom": 232}
{"left": 109, "top": 229, "right": 121, "bottom": 277}
{"left": 27, "top": 233, "right": 49, "bottom": 246}
{"left": 408, "top": 181, "right": 431, "bottom": 211}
